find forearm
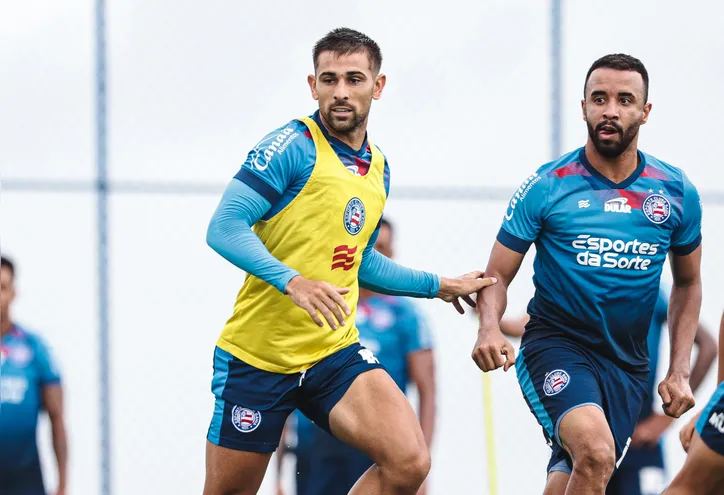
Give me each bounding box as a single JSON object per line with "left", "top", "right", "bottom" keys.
{"left": 207, "top": 180, "right": 299, "bottom": 293}
{"left": 477, "top": 281, "right": 509, "bottom": 331}
{"left": 51, "top": 417, "right": 68, "bottom": 489}
{"left": 207, "top": 217, "right": 298, "bottom": 293}
{"left": 418, "top": 392, "right": 436, "bottom": 447}
{"left": 358, "top": 249, "right": 439, "bottom": 298}
{"left": 690, "top": 326, "right": 718, "bottom": 392}
{"left": 667, "top": 281, "right": 703, "bottom": 376}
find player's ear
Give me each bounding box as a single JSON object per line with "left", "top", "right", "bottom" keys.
{"left": 641, "top": 102, "right": 652, "bottom": 125}
{"left": 308, "top": 74, "right": 319, "bottom": 100}
{"left": 373, "top": 73, "right": 386, "bottom": 100}
{"left": 581, "top": 99, "right": 587, "bottom": 121}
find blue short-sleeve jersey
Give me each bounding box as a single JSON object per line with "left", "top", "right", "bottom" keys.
{"left": 0, "top": 325, "right": 61, "bottom": 472}
{"left": 498, "top": 148, "right": 702, "bottom": 373}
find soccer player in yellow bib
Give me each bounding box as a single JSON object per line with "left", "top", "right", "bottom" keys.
{"left": 203, "top": 28, "right": 496, "bottom": 495}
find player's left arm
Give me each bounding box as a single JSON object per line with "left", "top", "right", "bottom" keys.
{"left": 36, "top": 338, "right": 67, "bottom": 495}
{"left": 403, "top": 304, "right": 436, "bottom": 447}
{"left": 659, "top": 174, "right": 703, "bottom": 419}
{"left": 690, "top": 323, "right": 718, "bottom": 392}
{"left": 42, "top": 385, "right": 68, "bottom": 495}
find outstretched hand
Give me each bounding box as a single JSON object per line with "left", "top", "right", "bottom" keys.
{"left": 437, "top": 271, "right": 498, "bottom": 314}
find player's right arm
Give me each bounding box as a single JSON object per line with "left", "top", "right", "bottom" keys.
{"left": 207, "top": 123, "right": 351, "bottom": 330}
{"left": 473, "top": 171, "right": 550, "bottom": 372}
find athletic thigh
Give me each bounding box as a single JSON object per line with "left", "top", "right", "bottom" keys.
{"left": 205, "top": 347, "right": 299, "bottom": 494}
{"left": 204, "top": 442, "right": 272, "bottom": 495}
{"left": 326, "top": 368, "right": 426, "bottom": 464}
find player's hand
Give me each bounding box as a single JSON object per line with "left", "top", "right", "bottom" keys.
{"left": 437, "top": 271, "right": 498, "bottom": 314}
{"left": 658, "top": 372, "right": 696, "bottom": 418}
{"left": 679, "top": 411, "right": 701, "bottom": 452}
{"left": 275, "top": 483, "right": 286, "bottom": 495}
{"left": 631, "top": 413, "right": 675, "bottom": 448}
{"left": 285, "top": 276, "right": 351, "bottom": 330}
{"left": 472, "top": 326, "right": 516, "bottom": 372}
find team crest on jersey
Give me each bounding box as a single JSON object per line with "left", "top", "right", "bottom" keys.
{"left": 543, "top": 369, "right": 570, "bottom": 396}
{"left": 231, "top": 406, "right": 262, "bottom": 433}
{"left": 642, "top": 194, "right": 671, "bottom": 225}
{"left": 344, "top": 198, "right": 366, "bottom": 235}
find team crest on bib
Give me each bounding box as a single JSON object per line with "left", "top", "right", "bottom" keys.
{"left": 642, "top": 193, "right": 671, "bottom": 224}
{"left": 544, "top": 369, "right": 570, "bottom": 396}
{"left": 231, "top": 406, "right": 262, "bottom": 433}
{"left": 344, "top": 198, "right": 366, "bottom": 235}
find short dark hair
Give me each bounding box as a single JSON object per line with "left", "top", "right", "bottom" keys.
{"left": 1, "top": 256, "right": 15, "bottom": 279}
{"left": 313, "top": 28, "right": 383, "bottom": 74}
{"left": 584, "top": 53, "right": 650, "bottom": 103}
{"left": 379, "top": 217, "right": 393, "bottom": 234}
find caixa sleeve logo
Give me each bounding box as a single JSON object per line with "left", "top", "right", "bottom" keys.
{"left": 344, "top": 198, "right": 366, "bottom": 235}
{"left": 250, "top": 127, "right": 299, "bottom": 171}
{"left": 505, "top": 173, "right": 542, "bottom": 221}
{"left": 572, "top": 235, "right": 660, "bottom": 270}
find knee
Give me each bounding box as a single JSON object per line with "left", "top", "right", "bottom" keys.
{"left": 572, "top": 440, "right": 615, "bottom": 479}
{"left": 384, "top": 444, "right": 431, "bottom": 488}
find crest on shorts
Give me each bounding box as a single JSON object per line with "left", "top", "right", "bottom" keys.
{"left": 543, "top": 369, "right": 570, "bottom": 396}
{"left": 343, "top": 198, "right": 366, "bottom": 235}
{"left": 231, "top": 406, "right": 262, "bottom": 433}
{"left": 642, "top": 193, "right": 671, "bottom": 225}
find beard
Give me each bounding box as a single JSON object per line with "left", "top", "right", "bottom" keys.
{"left": 587, "top": 119, "right": 640, "bottom": 158}
{"left": 323, "top": 103, "right": 368, "bottom": 134}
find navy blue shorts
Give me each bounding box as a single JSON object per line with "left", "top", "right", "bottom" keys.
{"left": 515, "top": 337, "right": 648, "bottom": 475}
{"left": 206, "top": 342, "right": 384, "bottom": 453}
{"left": 695, "top": 382, "right": 724, "bottom": 457}
{"left": 296, "top": 430, "right": 373, "bottom": 495}
{"left": 0, "top": 461, "right": 45, "bottom": 495}
{"left": 606, "top": 443, "right": 665, "bottom": 495}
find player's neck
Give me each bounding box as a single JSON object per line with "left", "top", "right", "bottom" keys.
{"left": 319, "top": 114, "right": 368, "bottom": 151}
{"left": 584, "top": 140, "right": 640, "bottom": 184}
{"left": 0, "top": 318, "right": 12, "bottom": 336}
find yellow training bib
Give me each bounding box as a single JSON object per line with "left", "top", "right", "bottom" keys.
{"left": 216, "top": 118, "right": 387, "bottom": 373}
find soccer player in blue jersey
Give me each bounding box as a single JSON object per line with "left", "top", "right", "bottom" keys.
{"left": 474, "top": 54, "right": 703, "bottom": 494}
{"left": 663, "top": 311, "right": 724, "bottom": 495}
{"left": 608, "top": 287, "right": 716, "bottom": 495}
{"left": 203, "top": 28, "right": 493, "bottom": 495}
{"left": 277, "top": 218, "right": 437, "bottom": 495}
{"left": 0, "top": 257, "right": 68, "bottom": 495}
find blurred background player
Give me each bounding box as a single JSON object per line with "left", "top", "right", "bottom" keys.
{"left": 0, "top": 256, "right": 68, "bottom": 495}
{"left": 607, "top": 286, "right": 717, "bottom": 495}
{"left": 662, "top": 310, "right": 724, "bottom": 495}
{"left": 473, "top": 54, "right": 703, "bottom": 495}
{"left": 277, "top": 218, "right": 437, "bottom": 495}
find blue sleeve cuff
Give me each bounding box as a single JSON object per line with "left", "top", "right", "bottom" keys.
{"left": 671, "top": 234, "right": 702, "bottom": 256}
{"left": 497, "top": 227, "right": 533, "bottom": 254}
{"left": 235, "top": 168, "right": 282, "bottom": 204}
{"left": 429, "top": 274, "right": 441, "bottom": 299}
{"left": 277, "top": 270, "right": 301, "bottom": 294}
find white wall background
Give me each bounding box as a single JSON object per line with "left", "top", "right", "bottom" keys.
{"left": 2, "top": 1, "right": 722, "bottom": 494}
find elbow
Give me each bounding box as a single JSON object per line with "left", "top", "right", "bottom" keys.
{"left": 206, "top": 218, "right": 222, "bottom": 253}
